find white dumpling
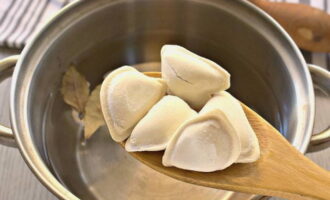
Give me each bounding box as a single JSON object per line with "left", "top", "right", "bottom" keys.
{"left": 125, "top": 95, "right": 197, "bottom": 152}
{"left": 100, "top": 66, "right": 167, "bottom": 142}
{"left": 200, "top": 91, "right": 260, "bottom": 163}
{"left": 161, "top": 45, "right": 230, "bottom": 110}
{"left": 163, "top": 110, "right": 241, "bottom": 172}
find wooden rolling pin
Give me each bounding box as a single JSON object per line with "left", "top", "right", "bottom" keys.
{"left": 250, "top": 0, "right": 330, "bottom": 52}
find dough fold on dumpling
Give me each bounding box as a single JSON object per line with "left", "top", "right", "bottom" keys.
{"left": 163, "top": 110, "right": 241, "bottom": 172}
{"left": 125, "top": 95, "right": 197, "bottom": 152}
{"left": 100, "top": 66, "right": 167, "bottom": 142}
{"left": 161, "top": 45, "right": 230, "bottom": 110}
{"left": 200, "top": 91, "right": 260, "bottom": 163}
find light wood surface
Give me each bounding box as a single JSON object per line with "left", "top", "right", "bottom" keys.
{"left": 250, "top": 0, "right": 330, "bottom": 52}
{"left": 0, "top": 49, "right": 329, "bottom": 200}
{"left": 124, "top": 72, "right": 330, "bottom": 200}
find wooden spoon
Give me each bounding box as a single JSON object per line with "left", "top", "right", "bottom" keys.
{"left": 121, "top": 72, "right": 330, "bottom": 200}
{"left": 249, "top": 0, "right": 330, "bottom": 52}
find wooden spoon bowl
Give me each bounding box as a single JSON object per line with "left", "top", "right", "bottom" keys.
{"left": 121, "top": 72, "right": 330, "bottom": 200}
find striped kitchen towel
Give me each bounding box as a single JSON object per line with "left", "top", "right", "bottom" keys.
{"left": 0, "top": 0, "right": 74, "bottom": 49}
{"left": 0, "top": 0, "right": 330, "bottom": 70}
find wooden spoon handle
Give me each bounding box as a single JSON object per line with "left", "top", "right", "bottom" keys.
{"left": 250, "top": 0, "right": 330, "bottom": 52}
{"left": 262, "top": 149, "right": 330, "bottom": 200}
{"left": 133, "top": 72, "right": 330, "bottom": 199}
{"left": 236, "top": 106, "right": 330, "bottom": 200}
{"left": 126, "top": 103, "right": 330, "bottom": 199}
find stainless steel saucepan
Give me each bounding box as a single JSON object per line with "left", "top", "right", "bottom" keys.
{"left": 0, "top": 0, "right": 329, "bottom": 199}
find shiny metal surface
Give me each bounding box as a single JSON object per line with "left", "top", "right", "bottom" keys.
{"left": 0, "top": 56, "right": 18, "bottom": 147}
{"left": 4, "top": 0, "right": 322, "bottom": 199}
{"left": 309, "top": 65, "right": 330, "bottom": 145}
{"left": 43, "top": 61, "right": 251, "bottom": 200}
{"left": 271, "top": 65, "right": 330, "bottom": 200}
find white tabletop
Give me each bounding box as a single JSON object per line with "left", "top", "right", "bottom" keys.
{"left": 0, "top": 47, "right": 329, "bottom": 200}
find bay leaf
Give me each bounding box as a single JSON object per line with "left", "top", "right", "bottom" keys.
{"left": 84, "top": 85, "right": 105, "bottom": 139}
{"left": 61, "top": 66, "right": 90, "bottom": 114}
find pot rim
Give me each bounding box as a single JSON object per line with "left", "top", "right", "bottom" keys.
{"left": 9, "top": 0, "right": 315, "bottom": 200}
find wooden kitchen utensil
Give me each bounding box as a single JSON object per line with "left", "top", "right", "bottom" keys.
{"left": 250, "top": 0, "right": 330, "bottom": 52}
{"left": 122, "top": 72, "right": 330, "bottom": 200}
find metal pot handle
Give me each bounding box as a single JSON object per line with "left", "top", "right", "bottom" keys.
{"left": 0, "top": 55, "right": 19, "bottom": 147}
{"left": 308, "top": 64, "right": 330, "bottom": 145}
